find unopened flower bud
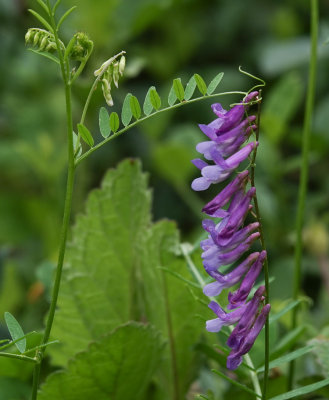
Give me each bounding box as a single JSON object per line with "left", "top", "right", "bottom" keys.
{"left": 119, "top": 55, "right": 125, "bottom": 75}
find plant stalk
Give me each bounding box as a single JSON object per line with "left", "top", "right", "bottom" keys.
{"left": 288, "top": 0, "right": 318, "bottom": 390}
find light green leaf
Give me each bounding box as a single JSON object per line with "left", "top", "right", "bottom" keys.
{"left": 207, "top": 72, "right": 224, "bottom": 95}
{"left": 39, "top": 323, "right": 163, "bottom": 400}
{"left": 109, "top": 112, "right": 119, "bottom": 132}
{"left": 98, "top": 107, "right": 111, "bottom": 138}
{"left": 269, "top": 299, "right": 301, "bottom": 324}
{"left": 28, "top": 48, "right": 60, "bottom": 64}
{"left": 185, "top": 76, "right": 197, "bottom": 100}
{"left": 77, "top": 123, "right": 94, "bottom": 147}
{"left": 121, "top": 93, "right": 132, "bottom": 126}
{"left": 173, "top": 78, "right": 185, "bottom": 102}
{"left": 4, "top": 312, "right": 26, "bottom": 353}
{"left": 48, "top": 159, "right": 204, "bottom": 399}
{"left": 57, "top": 6, "right": 77, "bottom": 31}
{"left": 149, "top": 88, "right": 161, "bottom": 110}
{"left": 28, "top": 9, "right": 53, "bottom": 33}
{"left": 110, "top": 111, "right": 120, "bottom": 132}
{"left": 36, "top": 0, "right": 49, "bottom": 14}
{"left": 271, "top": 325, "right": 306, "bottom": 359}
{"left": 168, "top": 85, "right": 177, "bottom": 106}
{"left": 52, "top": 0, "right": 61, "bottom": 14}
{"left": 143, "top": 86, "right": 155, "bottom": 115}
{"left": 194, "top": 73, "right": 207, "bottom": 95}
{"left": 129, "top": 95, "right": 142, "bottom": 120}
{"left": 257, "top": 344, "right": 315, "bottom": 373}
{"left": 269, "top": 378, "right": 329, "bottom": 400}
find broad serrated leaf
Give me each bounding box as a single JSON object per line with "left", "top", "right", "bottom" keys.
{"left": 207, "top": 72, "right": 224, "bottom": 95}
{"left": 184, "top": 75, "right": 197, "bottom": 100}
{"left": 39, "top": 323, "right": 163, "bottom": 400}
{"left": 173, "top": 78, "right": 185, "bottom": 102}
{"left": 77, "top": 123, "right": 94, "bottom": 147}
{"left": 194, "top": 73, "right": 207, "bottom": 95}
{"left": 168, "top": 85, "right": 177, "bottom": 106}
{"left": 4, "top": 312, "right": 26, "bottom": 353}
{"left": 48, "top": 159, "right": 204, "bottom": 399}
{"left": 149, "top": 88, "right": 161, "bottom": 110}
{"left": 269, "top": 378, "right": 329, "bottom": 400}
{"left": 109, "top": 112, "right": 119, "bottom": 132}
{"left": 129, "top": 95, "right": 141, "bottom": 120}
{"left": 257, "top": 344, "right": 315, "bottom": 373}
{"left": 121, "top": 93, "right": 132, "bottom": 126}
{"left": 28, "top": 48, "right": 60, "bottom": 64}
{"left": 99, "top": 107, "right": 111, "bottom": 138}
{"left": 28, "top": 9, "right": 53, "bottom": 33}
{"left": 143, "top": 86, "right": 155, "bottom": 115}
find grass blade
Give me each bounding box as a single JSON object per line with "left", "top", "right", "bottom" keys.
{"left": 28, "top": 9, "right": 53, "bottom": 33}
{"left": 57, "top": 6, "right": 77, "bottom": 31}
{"left": 269, "top": 378, "right": 329, "bottom": 400}
{"left": 212, "top": 369, "right": 262, "bottom": 398}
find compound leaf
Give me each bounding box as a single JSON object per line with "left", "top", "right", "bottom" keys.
{"left": 4, "top": 312, "right": 26, "bottom": 353}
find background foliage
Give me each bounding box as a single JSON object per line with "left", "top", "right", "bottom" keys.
{"left": 1, "top": 0, "right": 329, "bottom": 398}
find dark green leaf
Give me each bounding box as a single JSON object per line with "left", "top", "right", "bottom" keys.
{"left": 168, "top": 85, "right": 177, "bottom": 106}
{"left": 269, "top": 299, "right": 301, "bottom": 324}
{"left": 52, "top": 0, "right": 61, "bottom": 14}
{"left": 257, "top": 344, "right": 315, "bottom": 373}
{"left": 149, "top": 88, "right": 161, "bottom": 110}
{"left": 173, "top": 78, "right": 185, "bottom": 102}
{"left": 28, "top": 9, "right": 53, "bottom": 33}
{"left": 99, "top": 107, "right": 111, "bottom": 138}
{"left": 185, "top": 76, "right": 197, "bottom": 100}
{"left": 57, "top": 6, "right": 77, "bottom": 30}
{"left": 4, "top": 312, "right": 26, "bottom": 353}
{"left": 36, "top": 0, "right": 49, "bottom": 14}
{"left": 194, "top": 73, "right": 207, "bottom": 95}
{"left": 39, "top": 323, "right": 163, "bottom": 400}
{"left": 207, "top": 72, "right": 224, "bottom": 95}
{"left": 28, "top": 48, "right": 60, "bottom": 64}
{"left": 269, "top": 378, "right": 329, "bottom": 400}
{"left": 109, "top": 112, "right": 119, "bottom": 132}
{"left": 143, "top": 86, "right": 155, "bottom": 115}
{"left": 77, "top": 123, "right": 94, "bottom": 147}
{"left": 121, "top": 93, "right": 132, "bottom": 126}
{"left": 129, "top": 95, "right": 142, "bottom": 120}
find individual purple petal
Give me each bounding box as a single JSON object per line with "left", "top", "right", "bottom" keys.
{"left": 227, "top": 286, "right": 265, "bottom": 349}
{"left": 206, "top": 301, "right": 247, "bottom": 332}
{"left": 203, "top": 252, "right": 259, "bottom": 296}
{"left": 226, "top": 304, "right": 271, "bottom": 370}
{"left": 199, "top": 123, "right": 217, "bottom": 140}
{"left": 202, "top": 171, "right": 249, "bottom": 216}
{"left": 212, "top": 222, "right": 259, "bottom": 250}
{"left": 228, "top": 251, "right": 267, "bottom": 309}
{"left": 191, "top": 158, "right": 208, "bottom": 170}
{"left": 201, "top": 165, "right": 231, "bottom": 184}
{"left": 191, "top": 177, "right": 211, "bottom": 191}
{"left": 224, "top": 142, "right": 258, "bottom": 169}
{"left": 196, "top": 141, "right": 217, "bottom": 160}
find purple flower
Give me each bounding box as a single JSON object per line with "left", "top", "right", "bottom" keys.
{"left": 226, "top": 304, "right": 271, "bottom": 370}
{"left": 206, "top": 301, "right": 247, "bottom": 332}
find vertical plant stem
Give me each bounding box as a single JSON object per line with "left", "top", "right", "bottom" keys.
{"left": 288, "top": 0, "right": 318, "bottom": 390}
{"left": 250, "top": 94, "right": 270, "bottom": 400}
{"left": 31, "top": 4, "right": 75, "bottom": 398}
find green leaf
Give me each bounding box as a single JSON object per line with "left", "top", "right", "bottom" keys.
{"left": 143, "top": 86, "right": 155, "bottom": 115}
{"left": 212, "top": 369, "right": 261, "bottom": 398}
{"left": 149, "top": 88, "right": 161, "bottom": 110}
{"left": 207, "top": 72, "right": 224, "bottom": 95}
{"left": 121, "top": 93, "right": 133, "bottom": 126}
{"left": 271, "top": 325, "right": 306, "bottom": 359}
{"left": 28, "top": 48, "right": 60, "bottom": 64}
{"left": 56, "top": 6, "right": 77, "bottom": 31}
{"left": 184, "top": 76, "right": 197, "bottom": 100}
{"left": 129, "top": 95, "right": 142, "bottom": 120}
{"left": 269, "top": 299, "right": 301, "bottom": 324}
{"left": 48, "top": 159, "right": 204, "bottom": 399}
{"left": 39, "top": 323, "right": 163, "bottom": 400}
{"left": 98, "top": 107, "right": 111, "bottom": 138}
{"left": 28, "top": 9, "right": 53, "bottom": 33}
{"left": 109, "top": 112, "right": 119, "bottom": 132}
{"left": 4, "top": 312, "right": 26, "bottom": 353}
{"left": 269, "top": 378, "right": 329, "bottom": 400}
{"left": 36, "top": 0, "right": 49, "bottom": 14}
{"left": 77, "top": 123, "right": 94, "bottom": 147}
{"left": 52, "top": 0, "right": 61, "bottom": 14}
{"left": 194, "top": 73, "right": 207, "bottom": 95}
{"left": 257, "top": 344, "right": 315, "bottom": 373}
{"left": 173, "top": 78, "right": 185, "bottom": 102}
{"left": 168, "top": 85, "right": 177, "bottom": 106}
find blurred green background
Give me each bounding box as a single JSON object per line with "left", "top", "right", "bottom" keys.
{"left": 1, "top": 0, "right": 329, "bottom": 396}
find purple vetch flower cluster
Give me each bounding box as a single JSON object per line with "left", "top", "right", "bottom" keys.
{"left": 191, "top": 92, "right": 270, "bottom": 370}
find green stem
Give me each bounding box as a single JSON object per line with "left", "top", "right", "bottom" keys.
{"left": 180, "top": 244, "right": 262, "bottom": 399}
{"left": 0, "top": 352, "right": 37, "bottom": 363}
{"left": 31, "top": 3, "right": 76, "bottom": 399}
{"left": 288, "top": 0, "right": 318, "bottom": 390}
{"left": 250, "top": 94, "right": 270, "bottom": 400}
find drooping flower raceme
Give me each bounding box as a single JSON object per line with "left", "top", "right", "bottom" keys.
{"left": 191, "top": 92, "right": 270, "bottom": 370}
